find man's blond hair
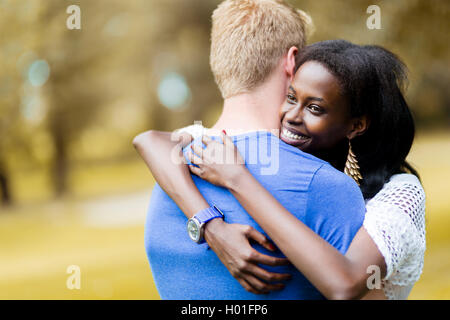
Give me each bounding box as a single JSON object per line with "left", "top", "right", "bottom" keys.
{"left": 210, "top": 0, "right": 313, "bottom": 99}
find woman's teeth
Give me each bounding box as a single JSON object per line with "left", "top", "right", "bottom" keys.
{"left": 282, "top": 128, "right": 309, "bottom": 141}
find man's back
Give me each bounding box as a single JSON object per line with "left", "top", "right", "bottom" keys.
{"left": 145, "top": 131, "right": 365, "bottom": 299}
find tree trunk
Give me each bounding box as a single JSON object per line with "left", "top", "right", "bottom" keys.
{"left": 52, "top": 132, "right": 68, "bottom": 197}
{"left": 0, "top": 163, "right": 11, "bottom": 206}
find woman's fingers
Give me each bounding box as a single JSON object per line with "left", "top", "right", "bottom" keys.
{"left": 188, "top": 164, "right": 203, "bottom": 177}
{"left": 190, "top": 144, "right": 204, "bottom": 160}
{"left": 187, "top": 149, "right": 203, "bottom": 165}
{"left": 242, "top": 274, "right": 270, "bottom": 294}
{"left": 244, "top": 226, "right": 277, "bottom": 252}
{"left": 192, "top": 134, "right": 240, "bottom": 165}
{"left": 221, "top": 131, "right": 244, "bottom": 165}
{"left": 241, "top": 226, "right": 290, "bottom": 265}
{"left": 191, "top": 140, "right": 218, "bottom": 162}
{"left": 248, "top": 249, "right": 290, "bottom": 267}
{"left": 238, "top": 278, "right": 263, "bottom": 295}
{"left": 244, "top": 263, "right": 292, "bottom": 283}
{"left": 202, "top": 135, "right": 213, "bottom": 146}
{"left": 238, "top": 252, "right": 291, "bottom": 294}
{"left": 243, "top": 274, "right": 287, "bottom": 294}
{"left": 221, "top": 130, "right": 234, "bottom": 147}
{"left": 178, "top": 132, "right": 194, "bottom": 148}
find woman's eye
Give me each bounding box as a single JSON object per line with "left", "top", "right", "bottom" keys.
{"left": 308, "top": 104, "right": 323, "bottom": 114}
{"left": 286, "top": 94, "right": 297, "bottom": 104}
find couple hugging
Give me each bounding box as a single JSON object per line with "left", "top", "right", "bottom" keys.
{"left": 133, "top": 0, "right": 425, "bottom": 300}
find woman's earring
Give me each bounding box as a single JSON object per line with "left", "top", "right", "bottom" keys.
{"left": 344, "top": 141, "right": 363, "bottom": 186}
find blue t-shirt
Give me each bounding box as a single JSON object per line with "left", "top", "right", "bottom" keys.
{"left": 145, "top": 131, "right": 365, "bottom": 299}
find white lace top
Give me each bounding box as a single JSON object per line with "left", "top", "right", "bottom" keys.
{"left": 364, "top": 173, "right": 426, "bottom": 300}
{"left": 178, "top": 124, "right": 426, "bottom": 300}
{"left": 176, "top": 124, "right": 206, "bottom": 139}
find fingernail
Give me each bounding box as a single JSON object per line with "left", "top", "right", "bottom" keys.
{"left": 222, "top": 130, "right": 227, "bottom": 135}
{"left": 268, "top": 243, "right": 276, "bottom": 251}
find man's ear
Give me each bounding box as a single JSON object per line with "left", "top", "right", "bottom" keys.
{"left": 347, "top": 116, "right": 370, "bottom": 140}
{"left": 285, "top": 46, "right": 298, "bottom": 82}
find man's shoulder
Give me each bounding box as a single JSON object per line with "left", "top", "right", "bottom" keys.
{"left": 242, "top": 131, "right": 328, "bottom": 163}
{"left": 306, "top": 161, "right": 365, "bottom": 225}
{"left": 310, "top": 163, "right": 363, "bottom": 195}
{"left": 241, "top": 131, "right": 328, "bottom": 176}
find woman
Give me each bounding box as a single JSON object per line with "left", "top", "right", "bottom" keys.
{"left": 135, "top": 40, "right": 426, "bottom": 299}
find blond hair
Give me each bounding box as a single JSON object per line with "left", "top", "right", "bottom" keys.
{"left": 210, "top": 0, "right": 313, "bottom": 99}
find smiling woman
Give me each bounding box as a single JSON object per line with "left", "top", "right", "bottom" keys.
{"left": 288, "top": 40, "right": 419, "bottom": 200}
{"left": 279, "top": 61, "right": 365, "bottom": 156}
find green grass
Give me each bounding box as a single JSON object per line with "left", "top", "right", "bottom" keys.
{"left": 1, "top": 130, "right": 449, "bottom": 299}
{"left": 1, "top": 157, "right": 159, "bottom": 299}
{"left": 0, "top": 206, "right": 159, "bottom": 299}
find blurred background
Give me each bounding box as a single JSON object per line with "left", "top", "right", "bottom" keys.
{"left": 0, "top": 0, "right": 449, "bottom": 299}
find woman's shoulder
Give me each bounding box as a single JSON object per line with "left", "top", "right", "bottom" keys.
{"left": 388, "top": 173, "right": 422, "bottom": 186}
{"left": 367, "top": 173, "right": 425, "bottom": 219}
{"left": 368, "top": 173, "right": 425, "bottom": 205}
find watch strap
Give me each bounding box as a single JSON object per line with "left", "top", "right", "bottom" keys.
{"left": 194, "top": 205, "right": 224, "bottom": 224}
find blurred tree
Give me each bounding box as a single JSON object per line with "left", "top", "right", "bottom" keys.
{"left": 27, "top": 0, "right": 105, "bottom": 196}
{"left": 0, "top": 1, "right": 36, "bottom": 206}
{"left": 0, "top": 160, "right": 11, "bottom": 205}
{"left": 0, "top": 0, "right": 448, "bottom": 206}
{"left": 142, "top": 0, "right": 221, "bottom": 131}
{"left": 293, "top": 0, "right": 450, "bottom": 126}
{"left": 37, "top": 0, "right": 154, "bottom": 196}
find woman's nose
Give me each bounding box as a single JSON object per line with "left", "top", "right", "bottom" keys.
{"left": 284, "top": 104, "right": 303, "bottom": 124}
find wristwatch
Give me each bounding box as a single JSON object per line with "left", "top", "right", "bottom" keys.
{"left": 187, "top": 205, "right": 224, "bottom": 243}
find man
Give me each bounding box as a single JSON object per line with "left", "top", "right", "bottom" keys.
{"left": 134, "top": 0, "right": 365, "bottom": 299}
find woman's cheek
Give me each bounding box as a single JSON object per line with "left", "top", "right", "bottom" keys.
{"left": 303, "top": 114, "right": 324, "bottom": 133}
{"left": 306, "top": 117, "right": 342, "bottom": 147}
{"left": 320, "top": 123, "right": 348, "bottom": 147}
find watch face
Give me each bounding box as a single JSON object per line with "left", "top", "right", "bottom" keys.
{"left": 187, "top": 218, "right": 200, "bottom": 242}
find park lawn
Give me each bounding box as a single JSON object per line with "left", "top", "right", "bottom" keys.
{"left": 0, "top": 130, "right": 449, "bottom": 299}
{"left": 1, "top": 204, "right": 449, "bottom": 300}
{"left": 0, "top": 206, "right": 159, "bottom": 300}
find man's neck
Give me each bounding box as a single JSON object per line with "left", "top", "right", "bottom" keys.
{"left": 211, "top": 77, "right": 286, "bottom": 135}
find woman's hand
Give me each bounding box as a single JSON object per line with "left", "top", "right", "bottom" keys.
{"left": 205, "top": 219, "right": 292, "bottom": 294}
{"left": 186, "top": 132, "right": 246, "bottom": 189}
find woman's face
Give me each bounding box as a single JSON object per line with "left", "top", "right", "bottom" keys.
{"left": 279, "top": 61, "right": 354, "bottom": 155}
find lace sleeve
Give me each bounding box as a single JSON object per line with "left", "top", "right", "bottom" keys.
{"left": 175, "top": 124, "right": 205, "bottom": 140}
{"left": 363, "top": 174, "right": 426, "bottom": 285}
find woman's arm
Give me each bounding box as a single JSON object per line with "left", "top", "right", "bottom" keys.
{"left": 188, "top": 133, "right": 387, "bottom": 300}
{"left": 132, "top": 130, "right": 292, "bottom": 294}
{"left": 228, "top": 170, "right": 386, "bottom": 300}
{"left": 133, "top": 130, "right": 209, "bottom": 217}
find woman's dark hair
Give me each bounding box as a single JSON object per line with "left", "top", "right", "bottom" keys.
{"left": 295, "top": 40, "right": 419, "bottom": 199}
